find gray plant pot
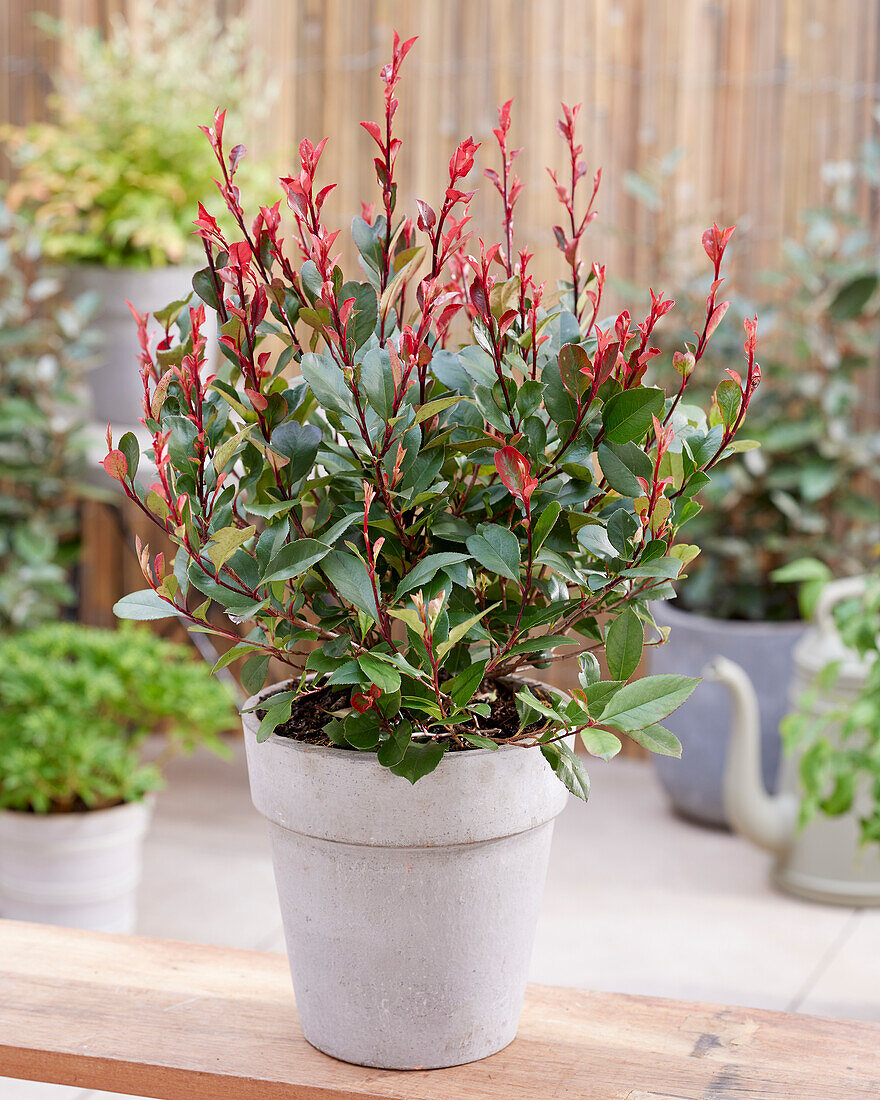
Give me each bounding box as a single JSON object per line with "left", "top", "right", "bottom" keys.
{"left": 0, "top": 799, "right": 152, "bottom": 932}
{"left": 649, "top": 601, "right": 807, "bottom": 828}
{"left": 242, "top": 682, "right": 569, "bottom": 1070}
{"left": 65, "top": 263, "right": 205, "bottom": 428}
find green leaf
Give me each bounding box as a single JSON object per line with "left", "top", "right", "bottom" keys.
{"left": 605, "top": 608, "right": 644, "bottom": 682}
{"left": 584, "top": 679, "right": 625, "bottom": 715}
{"left": 320, "top": 551, "right": 379, "bottom": 620}
{"left": 315, "top": 511, "right": 362, "bottom": 545}
{"left": 357, "top": 653, "right": 401, "bottom": 693}
{"left": 516, "top": 685, "right": 568, "bottom": 724}
{"left": 466, "top": 525, "right": 520, "bottom": 583}
{"left": 714, "top": 379, "right": 741, "bottom": 428}
{"left": 300, "top": 351, "right": 352, "bottom": 415}
{"left": 264, "top": 539, "right": 330, "bottom": 583}
{"left": 601, "top": 387, "right": 664, "bottom": 444}
{"left": 241, "top": 652, "right": 270, "bottom": 696}
{"left": 379, "top": 246, "right": 426, "bottom": 317}
{"left": 413, "top": 394, "right": 468, "bottom": 425}
{"left": 531, "top": 501, "right": 561, "bottom": 555}
{"left": 597, "top": 441, "right": 653, "bottom": 496}
{"left": 434, "top": 603, "right": 498, "bottom": 661}
{"left": 620, "top": 557, "right": 683, "bottom": 580}
{"left": 599, "top": 674, "right": 699, "bottom": 731}
{"left": 207, "top": 525, "right": 256, "bottom": 572}
{"left": 540, "top": 740, "right": 590, "bottom": 801}
{"left": 193, "top": 266, "right": 221, "bottom": 311}
{"left": 445, "top": 660, "right": 487, "bottom": 707}
{"left": 257, "top": 698, "right": 293, "bottom": 743}
{"left": 343, "top": 710, "right": 382, "bottom": 750}
{"left": 579, "top": 728, "right": 622, "bottom": 761}
{"left": 396, "top": 552, "right": 470, "bottom": 597}
{"left": 118, "top": 432, "right": 140, "bottom": 480}
{"left": 214, "top": 424, "right": 253, "bottom": 473}
{"left": 377, "top": 721, "right": 412, "bottom": 767}
{"left": 113, "top": 590, "right": 177, "bottom": 621}
{"left": 770, "top": 558, "right": 833, "bottom": 584}
{"left": 828, "top": 274, "right": 878, "bottom": 320}
{"left": 269, "top": 421, "right": 322, "bottom": 482}
{"left": 625, "top": 723, "right": 682, "bottom": 757}
{"left": 389, "top": 739, "right": 447, "bottom": 783}
{"left": 360, "top": 347, "right": 396, "bottom": 418}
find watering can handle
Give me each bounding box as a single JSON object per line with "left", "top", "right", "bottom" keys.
{"left": 814, "top": 576, "right": 867, "bottom": 636}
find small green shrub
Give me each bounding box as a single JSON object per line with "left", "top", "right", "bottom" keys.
{"left": 778, "top": 567, "right": 880, "bottom": 846}
{"left": 0, "top": 623, "right": 237, "bottom": 813}
{"left": 2, "top": 4, "right": 273, "bottom": 268}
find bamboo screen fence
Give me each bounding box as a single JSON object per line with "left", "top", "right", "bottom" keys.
{"left": 3, "top": 0, "right": 880, "bottom": 296}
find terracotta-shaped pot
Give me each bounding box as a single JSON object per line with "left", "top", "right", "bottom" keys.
{"left": 242, "top": 681, "right": 569, "bottom": 1069}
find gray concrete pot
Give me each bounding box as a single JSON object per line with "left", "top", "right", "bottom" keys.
{"left": 65, "top": 263, "right": 206, "bottom": 428}
{"left": 649, "top": 601, "right": 807, "bottom": 828}
{"left": 0, "top": 798, "right": 152, "bottom": 932}
{"left": 242, "top": 682, "right": 569, "bottom": 1070}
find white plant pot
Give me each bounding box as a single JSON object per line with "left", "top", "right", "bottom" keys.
{"left": 65, "top": 263, "right": 213, "bottom": 428}
{"left": 242, "top": 683, "right": 569, "bottom": 1069}
{"left": 0, "top": 799, "right": 152, "bottom": 933}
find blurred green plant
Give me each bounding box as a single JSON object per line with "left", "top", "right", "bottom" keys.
{"left": 0, "top": 199, "right": 96, "bottom": 629}
{"left": 623, "top": 136, "right": 880, "bottom": 621}
{"left": 776, "top": 567, "right": 880, "bottom": 847}
{"left": 0, "top": 623, "right": 237, "bottom": 813}
{"left": 2, "top": 3, "right": 274, "bottom": 268}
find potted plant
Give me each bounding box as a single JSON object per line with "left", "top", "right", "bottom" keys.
{"left": 0, "top": 623, "right": 236, "bottom": 933}
{"left": 642, "top": 154, "right": 880, "bottom": 826}
{"left": 108, "top": 36, "right": 759, "bottom": 1069}
{"left": 1, "top": 2, "right": 272, "bottom": 427}
{"left": 713, "top": 570, "right": 880, "bottom": 904}
{"left": 0, "top": 199, "right": 96, "bottom": 629}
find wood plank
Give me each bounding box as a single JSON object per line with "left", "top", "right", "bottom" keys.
{"left": 0, "top": 920, "right": 878, "bottom": 1099}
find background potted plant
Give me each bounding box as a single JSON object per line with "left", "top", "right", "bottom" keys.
{"left": 629, "top": 147, "right": 880, "bottom": 825}
{"left": 0, "top": 623, "right": 236, "bottom": 933}
{"left": 713, "top": 569, "right": 880, "bottom": 904}
{"left": 108, "top": 36, "right": 759, "bottom": 1069}
{"left": 0, "top": 198, "right": 96, "bottom": 629}
{"left": 1, "top": 1, "right": 273, "bottom": 428}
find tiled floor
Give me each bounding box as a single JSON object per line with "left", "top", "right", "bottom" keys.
{"left": 4, "top": 743, "right": 878, "bottom": 1098}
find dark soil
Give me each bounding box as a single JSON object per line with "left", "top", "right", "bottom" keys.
{"left": 260, "top": 677, "right": 549, "bottom": 750}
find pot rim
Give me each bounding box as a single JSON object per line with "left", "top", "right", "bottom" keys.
{"left": 651, "top": 598, "right": 806, "bottom": 636}
{"left": 0, "top": 794, "right": 156, "bottom": 820}
{"left": 243, "top": 673, "right": 560, "bottom": 764}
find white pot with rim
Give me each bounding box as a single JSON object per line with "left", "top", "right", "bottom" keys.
{"left": 0, "top": 798, "right": 153, "bottom": 933}
{"left": 242, "top": 678, "right": 569, "bottom": 1070}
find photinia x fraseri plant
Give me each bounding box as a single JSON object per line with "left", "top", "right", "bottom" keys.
{"left": 106, "top": 33, "right": 761, "bottom": 795}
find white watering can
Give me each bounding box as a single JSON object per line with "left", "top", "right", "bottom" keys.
{"left": 709, "top": 577, "right": 880, "bottom": 906}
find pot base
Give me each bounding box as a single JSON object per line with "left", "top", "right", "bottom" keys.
{"left": 772, "top": 865, "right": 880, "bottom": 907}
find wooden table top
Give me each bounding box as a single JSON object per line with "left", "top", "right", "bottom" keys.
{"left": 0, "top": 919, "right": 878, "bottom": 1099}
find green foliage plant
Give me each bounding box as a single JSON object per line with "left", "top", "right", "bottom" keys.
{"left": 3, "top": 3, "right": 273, "bottom": 268}
{"left": 107, "top": 36, "right": 761, "bottom": 796}
{"left": 0, "top": 623, "right": 236, "bottom": 813}
{"left": 776, "top": 566, "right": 880, "bottom": 846}
{"left": 623, "top": 143, "right": 880, "bottom": 621}
{"left": 0, "top": 199, "right": 95, "bottom": 628}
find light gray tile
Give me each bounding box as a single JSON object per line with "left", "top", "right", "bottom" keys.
{"left": 531, "top": 759, "right": 856, "bottom": 1012}
{"left": 796, "top": 910, "right": 880, "bottom": 1022}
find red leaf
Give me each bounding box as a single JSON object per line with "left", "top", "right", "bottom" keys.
{"left": 102, "top": 450, "right": 128, "bottom": 482}
{"left": 360, "top": 120, "right": 383, "bottom": 147}
{"left": 494, "top": 446, "right": 539, "bottom": 505}
{"left": 245, "top": 388, "right": 268, "bottom": 412}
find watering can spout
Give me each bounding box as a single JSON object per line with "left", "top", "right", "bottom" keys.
{"left": 705, "top": 656, "right": 797, "bottom": 856}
